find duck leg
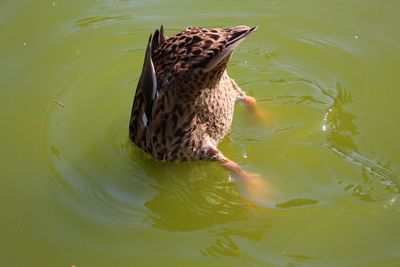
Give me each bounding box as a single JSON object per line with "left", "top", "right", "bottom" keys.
{"left": 243, "top": 95, "right": 268, "bottom": 123}
{"left": 207, "top": 146, "right": 269, "bottom": 198}
{"left": 231, "top": 79, "right": 266, "bottom": 122}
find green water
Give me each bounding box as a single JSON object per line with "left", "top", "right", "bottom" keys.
{"left": 1, "top": 0, "right": 400, "bottom": 266}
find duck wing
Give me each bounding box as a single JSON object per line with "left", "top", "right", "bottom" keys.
{"left": 130, "top": 33, "right": 158, "bottom": 133}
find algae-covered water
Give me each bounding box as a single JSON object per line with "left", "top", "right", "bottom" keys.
{"left": 1, "top": 0, "right": 400, "bottom": 266}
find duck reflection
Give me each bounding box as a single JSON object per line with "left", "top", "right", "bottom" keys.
{"left": 130, "top": 146, "right": 258, "bottom": 232}
{"left": 129, "top": 146, "right": 278, "bottom": 263}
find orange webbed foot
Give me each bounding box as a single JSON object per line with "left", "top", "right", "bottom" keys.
{"left": 220, "top": 158, "right": 272, "bottom": 200}
{"left": 243, "top": 96, "right": 268, "bottom": 124}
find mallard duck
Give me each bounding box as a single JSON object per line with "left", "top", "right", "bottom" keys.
{"left": 129, "top": 25, "right": 260, "bottom": 180}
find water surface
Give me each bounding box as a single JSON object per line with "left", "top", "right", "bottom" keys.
{"left": 1, "top": 0, "right": 400, "bottom": 266}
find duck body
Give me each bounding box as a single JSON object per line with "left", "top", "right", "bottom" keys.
{"left": 129, "top": 25, "right": 257, "bottom": 162}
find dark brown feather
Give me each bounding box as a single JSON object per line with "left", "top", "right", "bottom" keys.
{"left": 129, "top": 25, "right": 256, "bottom": 161}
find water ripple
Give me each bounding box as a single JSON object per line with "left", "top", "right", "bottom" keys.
{"left": 74, "top": 15, "right": 132, "bottom": 28}
{"left": 322, "top": 83, "right": 400, "bottom": 201}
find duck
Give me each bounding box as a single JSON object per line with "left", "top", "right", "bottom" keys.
{"left": 129, "top": 25, "right": 261, "bottom": 181}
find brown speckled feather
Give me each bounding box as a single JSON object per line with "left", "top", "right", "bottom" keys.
{"left": 129, "top": 25, "right": 256, "bottom": 161}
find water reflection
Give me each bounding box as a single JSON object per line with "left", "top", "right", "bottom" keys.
{"left": 322, "top": 83, "right": 358, "bottom": 152}
{"left": 201, "top": 222, "right": 269, "bottom": 264}
{"left": 285, "top": 253, "right": 318, "bottom": 266}
{"left": 323, "top": 83, "right": 400, "bottom": 202}
{"left": 130, "top": 146, "right": 275, "bottom": 264}
{"left": 276, "top": 198, "right": 319, "bottom": 208}
{"left": 131, "top": 147, "right": 258, "bottom": 231}
{"left": 50, "top": 145, "right": 61, "bottom": 159}
{"left": 201, "top": 232, "right": 261, "bottom": 264}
